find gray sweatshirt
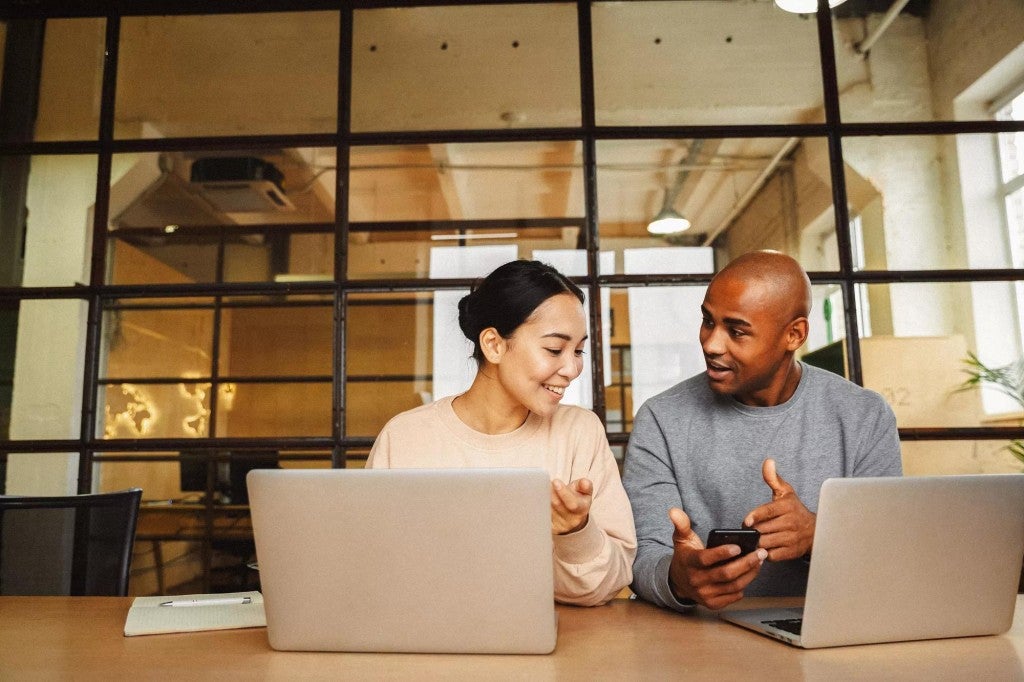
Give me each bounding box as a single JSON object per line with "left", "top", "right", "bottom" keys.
{"left": 623, "top": 363, "right": 902, "bottom": 611}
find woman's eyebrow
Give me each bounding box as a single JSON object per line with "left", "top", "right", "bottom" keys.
{"left": 541, "top": 332, "right": 588, "bottom": 342}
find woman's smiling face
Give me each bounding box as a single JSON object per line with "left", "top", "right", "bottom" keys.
{"left": 490, "top": 292, "right": 588, "bottom": 418}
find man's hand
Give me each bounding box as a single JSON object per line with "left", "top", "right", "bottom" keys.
{"left": 667, "top": 508, "right": 766, "bottom": 610}
{"left": 550, "top": 478, "right": 592, "bottom": 535}
{"left": 743, "top": 458, "right": 816, "bottom": 561}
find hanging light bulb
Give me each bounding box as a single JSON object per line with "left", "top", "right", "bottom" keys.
{"left": 647, "top": 205, "right": 691, "bottom": 235}
{"left": 775, "top": 0, "right": 849, "bottom": 13}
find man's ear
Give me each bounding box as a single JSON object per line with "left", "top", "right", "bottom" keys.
{"left": 479, "top": 327, "right": 506, "bottom": 364}
{"left": 785, "top": 317, "right": 809, "bottom": 351}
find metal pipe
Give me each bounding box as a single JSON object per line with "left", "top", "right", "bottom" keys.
{"left": 701, "top": 137, "right": 800, "bottom": 247}
{"left": 855, "top": 0, "right": 911, "bottom": 55}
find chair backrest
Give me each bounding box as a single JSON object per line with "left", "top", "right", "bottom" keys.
{"left": 0, "top": 488, "right": 142, "bottom": 596}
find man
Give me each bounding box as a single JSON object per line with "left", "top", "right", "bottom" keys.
{"left": 623, "top": 250, "right": 901, "bottom": 612}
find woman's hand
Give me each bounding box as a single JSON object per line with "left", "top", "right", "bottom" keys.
{"left": 550, "top": 478, "right": 593, "bottom": 535}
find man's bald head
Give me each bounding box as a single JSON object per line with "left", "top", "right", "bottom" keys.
{"left": 699, "top": 250, "right": 811, "bottom": 405}
{"left": 713, "top": 250, "right": 811, "bottom": 323}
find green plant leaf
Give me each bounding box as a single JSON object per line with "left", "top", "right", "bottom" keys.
{"left": 958, "top": 352, "right": 1024, "bottom": 410}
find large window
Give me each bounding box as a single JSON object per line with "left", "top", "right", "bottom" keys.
{"left": 996, "top": 87, "right": 1024, "bottom": 352}
{"left": 2, "top": 0, "right": 1023, "bottom": 594}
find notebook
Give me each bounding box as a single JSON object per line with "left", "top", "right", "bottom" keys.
{"left": 720, "top": 474, "right": 1024, "bottom": 648}
{"left": 123, "top": 591, "right": 265, "bottom": 636}
{"left": 246, "top": 467, "right": 557, "bottom": 653}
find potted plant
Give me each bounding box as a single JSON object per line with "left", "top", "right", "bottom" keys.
{"left": 959, "top": 352, "right": 1024, "bottom": 468}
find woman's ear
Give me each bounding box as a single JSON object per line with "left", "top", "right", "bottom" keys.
{"left": 479, "top": 327, "right": 505, "bottom": 364}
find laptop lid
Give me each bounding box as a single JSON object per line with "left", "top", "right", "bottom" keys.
{"left": 724, "top": 474, "right": 1024, "bottom": 648}
{"left": 247, "top": 468, "right": 557, "bottom": 654}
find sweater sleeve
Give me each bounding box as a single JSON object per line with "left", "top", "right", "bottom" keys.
{"left": 621, "top": 401, "right": 696, "bottom": 613}
{"left": 550, "top": 417, "right": 637, "bottom": 607}
{"left": 853, "top": 394, "right": 903, "bottom": 477}
{"left": 365, "top": 423, "right": 391, "bottom": 468}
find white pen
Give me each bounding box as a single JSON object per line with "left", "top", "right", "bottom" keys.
{"left": 158, "top": 596, "right": 252, "bottom": 607}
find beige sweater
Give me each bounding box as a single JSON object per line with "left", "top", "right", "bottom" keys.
{"left": 367, "top": 395, "right": 637, "bottom": 606}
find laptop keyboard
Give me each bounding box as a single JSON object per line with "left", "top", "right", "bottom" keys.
{"left": 763, "top": 618, "right": 803, "bottom": 636}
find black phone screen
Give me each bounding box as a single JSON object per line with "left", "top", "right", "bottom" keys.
{"left": 706, "top": 528, "right": 760, "bottom": 556}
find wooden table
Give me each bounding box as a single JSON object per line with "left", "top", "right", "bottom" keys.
{"left": 2, "top": 596, "right": 1022, "bottom": 680}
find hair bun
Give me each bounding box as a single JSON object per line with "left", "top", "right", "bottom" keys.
{"left": 457, "top": 291, "right": 475, "bottom": 338}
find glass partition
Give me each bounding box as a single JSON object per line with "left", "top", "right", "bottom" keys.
{"left": 832, "top": 1, "right": 1024, "bottom": 123}
{"left": 900, "top": 440, "right": 1024, "bottom": 477}
{"left": 859, "top": 281, "right": 1023, "bottom": 429}
{"left": 36, "top": 18, "right": 105, "bottom": 141}
{"left": 604, "top": 281, "right": 846, "bottom": 433}
{"left": 107, "top": 149, "right": 335, "bottom": 284}
{"left": 351, "top": 3, "right": 580, "bottom": 131}
{"left": 115, "top": 12, "right": 339, "bottom": 138}
{"left": 345, "top": 292, "right": 430, "bottom": 437}
{"left": 98, "top": 449, "right": 332, "bottom": 595}
{"left": 596, "top": 137, "right": 836, "bottom": 273}
{"left": 348, "top": 141, "right": 586, "bottom": 278}
{"left": 841, "top": 133, "right": 1024, "bottom": 272}
{"left": 0, "top": 154, "right": 98, "bottom": 288}
{"left": 5, "top": 299, "right": 87, "bottom": 441}
{"left": 593, "top": 1, "right": 824, "bottom": 126}
{"left": 98, "top": 295, "right": 335, "bottom": 440}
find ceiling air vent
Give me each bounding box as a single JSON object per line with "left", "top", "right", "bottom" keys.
{"left": 189, "top": 157, "right": 295, "bottom": 213}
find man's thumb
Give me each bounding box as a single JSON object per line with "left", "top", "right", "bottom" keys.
{"left": 762, "top": 458, "right": 791, "bottom": 498}
{"left": 669, "top": 507, "right": 695, "bottom": 542}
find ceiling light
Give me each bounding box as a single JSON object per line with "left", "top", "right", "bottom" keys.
{"left": 774, "top": 0, "right": 848, "bottom": 13}
{"left": 647, "top": 206, "right": 691, "bottom": 235}
{"left": 430, "top": 232, "right": 518, "bottom": 241}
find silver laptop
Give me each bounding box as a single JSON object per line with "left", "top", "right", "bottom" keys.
{"left": 247, "top": 467, "right": 557, "bottom": 654}
{"left": 721, "top": 474, "right": 1024, "bottom": 648}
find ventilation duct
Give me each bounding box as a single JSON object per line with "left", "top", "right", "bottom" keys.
{"left": 189, "top": 157, "right": 295, "bottom": 213}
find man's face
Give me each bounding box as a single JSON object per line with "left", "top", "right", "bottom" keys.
{"left": 698, "top": 273, "right": 798, "bottom": 406}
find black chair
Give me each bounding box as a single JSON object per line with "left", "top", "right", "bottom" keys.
{"left": 0, "top": 488, "right": 142, "bottom": 596}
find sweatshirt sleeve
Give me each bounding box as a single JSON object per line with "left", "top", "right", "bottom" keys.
{"left": 366, "top": 423, "right": 392, "bottom": 468}
{"left": 853, "top": 394, "right": 903, "bottom": 477}
{"left": 551, "top": 415, "right": 637, "bottom": 607}
{"left": 621, "top": 401, "right": 696, "bottom": 613}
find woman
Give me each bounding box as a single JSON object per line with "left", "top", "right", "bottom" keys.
{"left": 367, "top": 259, "right": 636, "bottom": 606}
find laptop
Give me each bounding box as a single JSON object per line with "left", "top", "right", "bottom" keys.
{"left": 247, "top": 467, "right": 557, "bottom": 654}
{"left": 720, "top": 474, "right": 1024, "bottom": 648}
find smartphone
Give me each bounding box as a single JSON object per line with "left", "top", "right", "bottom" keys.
{"left": 706, "top": 528, "right": 760, "bottom": 557}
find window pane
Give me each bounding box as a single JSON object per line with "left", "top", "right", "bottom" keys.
{"left": 214, "top": 382, "right": 331, "bottom": 438}
{"left": 844, "top": 133, "right": 1020, "bottom": 271}
{"left": 116, "top": 12, "right": 339, "bottom": 138}
{"left": 101, "top": 304, "right": 215, "bottom": 380}
{"left": 996, "top": 92, "right": 1024, "bottom": 183}
{"left": 609, "top": 282, "right": 843, "bottom": 432}
{"left": 594, "top": 1, "right": 824, "bottom": 126}
{"left": 596, "top": 138, "right": 836, "bottom": 273}
{"left": 352, "top": 4, "right": 580, "bottom": 132}
{"left": 349, "top": 141, "right": 585, "bottom": 278}
{"left": 107, "top": 149, "right": 335, "bottom": 284}
{"left": 219, "top": 301, "right": 333, "bottom": 377}
{"left": 100, "top": 382, "right": 211, "bottom": 439}
{"left": 346, "top": 380, "right": 424, "bottom": 438}
{"left": 36, "top": 18, "right": 105, "bottom": 141}
{"left": 347, "top": 294, "right": 425, "bottom": 377}
{"left": 0, "top": 154, "right": 97, "bottom": 287}
{"left": 3, "top": 452, "right": 80, "bottom": 495}
{"left": 859, "top": 281, "right": 1022, "bottom": 427}
{"left": 832, "top": 2, "right": 1023, "bottom": 123}
{"left": 7, "top": 300, "right": 86, "bottom": 441}
{"left": 345, "top": 293, "right": 428, "bottom": 437}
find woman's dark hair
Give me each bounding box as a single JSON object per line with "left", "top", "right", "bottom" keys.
{"left": 458, "top": 260, "right": 584, "bottom": 364}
